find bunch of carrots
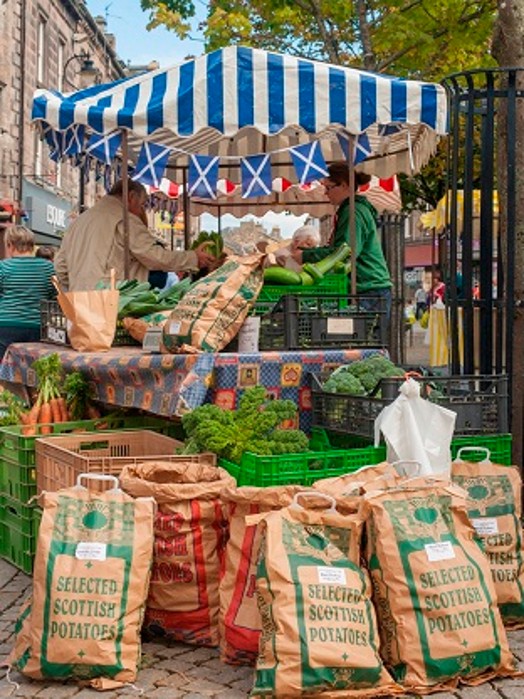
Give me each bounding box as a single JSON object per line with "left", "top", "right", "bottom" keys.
{"left": 20, "top": 354, "right": 69, "bottom": 436}
{"left": 18, "top": 354, "right": 100, "bottom": 435}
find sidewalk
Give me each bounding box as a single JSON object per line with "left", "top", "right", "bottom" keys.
{"left": 1, "top": 559, "right": 524, "bottom": 698}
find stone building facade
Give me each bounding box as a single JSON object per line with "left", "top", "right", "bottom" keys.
{"left": 0, "top": 0, "right": 124, "bottom": 255}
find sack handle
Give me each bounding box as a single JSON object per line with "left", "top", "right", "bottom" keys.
{"left": 455, "top": 447, "right": 491, "bottom": 463}
{"left": 391, "top": 460, "right": 422, "bottom": 477}
{"left": 290, "top": 491, "right": 337, "bottom": 513}
{"left": 76, "top": 473, "right": 121, "bottom": 492}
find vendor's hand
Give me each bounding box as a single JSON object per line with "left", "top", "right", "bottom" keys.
{"left": 195, "top": 242, "right": 218, "bottom": 269}
{"left": 207, "top": 253, "right": 227, "bottom": 271}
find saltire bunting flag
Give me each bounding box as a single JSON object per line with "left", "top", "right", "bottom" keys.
{"left": 131, "top": 141, "right": 172, "bottom": 187}
{"left": 188, "top": 154, "right": 220, "bottom": 199}
{"left": 337, "top": 132, "right": 350, "bottom": 162}
{"left": 378, "top": 123, "right": 403, "bottom": 137}
{"left": 337, "top": 131, "right": 374, "bottom": 165}
{"left": 354, "top": 132, "right": 373, "bottom": 165}
{"left": 240, "top": 154, "right": 272, "bottom": 198}
{"left": 289, "top": 141, "right": 328, "bottom": 185}
{"left": 63, "top": 124, "right": 85, "bottom": 156}
{"left": 41, "top": 124, "right": 63, "bottom": 162}
{"left": 85, "top": 131, "right": 122, "bottom": 164}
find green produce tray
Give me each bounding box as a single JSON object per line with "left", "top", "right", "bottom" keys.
{"left": 0, "top": 495, "right": 39, "bottom": 574}
{"left": 219, "top": 443, "right": 386, "bottom": 487}
{"left": 0, "top": 415, "right": 184, "bottom": 468}
{"left": 310, "top": 427, "right": 513, "bottom": 466}
{"left": 0, "top": 415, "right": 185, "bottom": 502}
{"left": 256, "top": 272, "right": 348, "bottom": 308}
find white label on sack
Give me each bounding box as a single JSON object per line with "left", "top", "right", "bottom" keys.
{"left": 326, "top": 317, "right": 354, "bottom": 335}
{"left": 168, "top": 320, "right": 181, "bottom": 334}
{"left": 471, "top": 517, "right": 499, "bottom": 535}
{"left": 75, "top": 542, "right": 107, "bottom": 561}
{"left": 425, "top": 541, "right": 456, "bottom": 563}
{"left": 317, "top": 566, "right": 347, "bottom": 585}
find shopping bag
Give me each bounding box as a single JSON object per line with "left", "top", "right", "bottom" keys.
{"left": 52, "top": 271, "right": 119, "bottom": 352}
{"left": 374, "top": 377, "right": 456, "bottom": 477}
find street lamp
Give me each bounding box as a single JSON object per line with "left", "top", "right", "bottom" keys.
{"left": 62, "top": 51, "right": 101, "bottom": 90}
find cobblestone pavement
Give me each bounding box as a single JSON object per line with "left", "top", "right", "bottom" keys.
{"left": 1, "top": 559, "right": 524, "bottom": 698}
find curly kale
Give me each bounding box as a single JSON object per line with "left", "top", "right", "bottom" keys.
{"left": 181, "top": 387, "right": 309, "bottom": 463}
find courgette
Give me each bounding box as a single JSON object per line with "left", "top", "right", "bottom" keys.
{"left": 263, "top": 267, "right": 303, "bottom": 285}
{"left": 302, "top": 243, "right": 351, "bottom": 281}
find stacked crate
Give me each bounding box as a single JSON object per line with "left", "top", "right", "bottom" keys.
{"left": 0, "top": 416, "right": 185, "bottom": 573}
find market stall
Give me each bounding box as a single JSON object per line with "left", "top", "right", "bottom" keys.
{"left": 1, "top": 46, "right": 448, "bottom": 422}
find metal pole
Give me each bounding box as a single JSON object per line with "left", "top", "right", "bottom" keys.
{"left": 182, "top": 167, "right": 191, "bottom": 249}
{"left": 121, "top": 130, "right": 130, "bottom": 279}
{"left": 347, "top": 136, "right": 357, "bottom": 297}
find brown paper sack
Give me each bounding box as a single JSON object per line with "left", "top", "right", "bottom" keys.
{"left": 8, "top": 473, "right": 155, "bottom": 685}
{"left": 249, "top": 492, "right": 402, "bottom": 697}
{"left": 53, "top": 271, "right": 119, "bottom": 352}
{"left": 219, "top": 484, "right": 305, "bottom": 666}
{"left": 451, "top": 453, "right": 524, "bottom": 629}
{"left": 361, "top": 479, "right": 519, "bottom": 693}
{"left": 120, "top": 460, "right": 235, "bottom": 646}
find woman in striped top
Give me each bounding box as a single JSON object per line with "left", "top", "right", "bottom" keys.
{"left": 0, "top": 226, "right": 56, "bottom": 360}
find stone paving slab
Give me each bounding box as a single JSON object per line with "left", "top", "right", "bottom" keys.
{"left": 1, "top": 559, "right": 524, "bottom": 698}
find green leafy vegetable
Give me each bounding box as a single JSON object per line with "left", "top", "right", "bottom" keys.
{"left": 181, "top": 386, "right": 309, "bottom": 463}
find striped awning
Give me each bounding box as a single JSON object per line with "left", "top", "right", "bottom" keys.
{"left": 31, "top": 46, "right": 448, "bottom": 180}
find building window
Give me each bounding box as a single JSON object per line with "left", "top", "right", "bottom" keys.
{"left": 57, "top": 39, "right": 65, "bottom": 91}
{"left": 37, "top": 16, "right": 47, "bottom": 84}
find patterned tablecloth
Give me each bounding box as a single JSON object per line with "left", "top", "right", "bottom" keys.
{"left": 0, "top": 343, "right": 384, "bottom": 428}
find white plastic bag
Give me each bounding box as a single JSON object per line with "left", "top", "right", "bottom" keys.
{"left": 374, "top": 377, "right": 456, "bottom": 477}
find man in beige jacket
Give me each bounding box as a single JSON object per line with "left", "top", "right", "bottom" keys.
{"left": 55, "top": 179, "right": 215, "bottom": 290}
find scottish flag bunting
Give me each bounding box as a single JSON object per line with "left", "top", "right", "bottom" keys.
{"left": 378, "top": 123, "right": 403, "bottom": 137}
{"left": 188, "top": 154, "right": 220, "bottom": 199}
{"left": 241, "top": 154, "right": 272, "bottom": 198}
{"left": 354, "top": 133, "right": 373, "bottom": 164}
{"left": 85, "top": 131, "right": 122, "bottom": 164}
{"left": 289, "top": 141, "right": 328, "bottom": 184}
{"left": 63, "top": 125, "right": 85, "bottom": 157}
{"left": 131, "top": 141, "right": 172, "bottom": 187}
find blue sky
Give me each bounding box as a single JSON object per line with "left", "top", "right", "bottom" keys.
{"left": 86, "top": 0, "right": 206, "bottom": 68}
{"left": 85, "top": 1, "right": 306, "bottom": 237}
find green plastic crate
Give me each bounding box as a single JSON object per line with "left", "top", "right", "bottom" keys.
{"left": 450, "top": 433, "right": 513, "bottom": 465}
{"left": 0, "top": 415, "right": 185, "bottom": 502}
{"left": 219, "top": 443, "right": 386, "bottom": 487}
{"left": 310, "top": 427, "right": 513, "bottom": 466}
{"left": 0, "top": 495, "right": 39, "bottom": 574}
{"left": 256, "top": 272, "right": 348, "bottom": 308}
{"left": 0, "top": 414, "right": 184, "bottom": 468}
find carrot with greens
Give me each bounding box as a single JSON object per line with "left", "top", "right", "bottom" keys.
{"left": 39, "top": 402, "right": 53, "bottom": 433}
{"left": 49, "top": 397, "right": 62, "bottom": 423}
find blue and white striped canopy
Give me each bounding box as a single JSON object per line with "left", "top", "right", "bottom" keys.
{"left": 31, "top": 45, "right": 448, "bottom": 179}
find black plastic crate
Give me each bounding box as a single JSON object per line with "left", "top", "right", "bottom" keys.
{"left": 310, "top": 372, "right": 509, "bottom": 439}
{"left": 257, "top": 295, "right": 387, "bottom": 351}
{"left": 40, "top": 300, "right": 140, "bottom": 347}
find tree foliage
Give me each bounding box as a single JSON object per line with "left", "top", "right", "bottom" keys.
{"left": 139, "top": 1, "right": 499, "bottom": 209}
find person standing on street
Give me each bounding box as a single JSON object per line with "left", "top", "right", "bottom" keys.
{"left": 414, "top": 285, "right": 428, "bottom": 319}
{"left": 54, "top": 179, "right": 216, "bottom": 291}
{"left": 0, "top": 226, "right": 56, "bottom": 359}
